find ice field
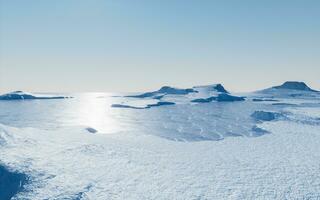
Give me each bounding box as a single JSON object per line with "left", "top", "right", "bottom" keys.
{"left": 0, "top": 82, "right": 320, "bottom": 199}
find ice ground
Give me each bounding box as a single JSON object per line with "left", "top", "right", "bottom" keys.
{"left": 0, "top": 82, "right": 320, "bottom": 199}
{"left": 1, "top": 118, "right": 320, "bottom": 199}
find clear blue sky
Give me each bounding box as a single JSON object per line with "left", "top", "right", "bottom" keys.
{"left": 0, "top": 0, "right": 319, "bottom": 93}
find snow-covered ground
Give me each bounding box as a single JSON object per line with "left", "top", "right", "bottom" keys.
{"left": 0, "top": 82, "right": 320, "bottom": 199}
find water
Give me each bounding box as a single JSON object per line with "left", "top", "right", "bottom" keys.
{"left": 0, "top": 93, "right": 276, "bottom": 141}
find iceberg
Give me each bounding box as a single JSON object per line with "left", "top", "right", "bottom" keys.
{"left": 0, "top": 91, "right": 69, "bottom": 100}
{"left": 273, "top": 81, "right": 318, "bottom": 92}
{"left": 126, "top": 86, "right": 197, "bottom": 98}
{"left": 121, "top": 83, "right": 244, "bottom": 107}
{"left": 251, "top": 81, "right": 319, "bottom": 100}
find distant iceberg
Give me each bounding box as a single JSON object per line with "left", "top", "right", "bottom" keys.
{"left": 252, "top": 81, "right": 319, "bottom": 100}
{"left": 126, "top": 86, "right": 197, "bottom": 98}
{"left": 126, "top": 84, "right": 231, "bottom": 99}
{"left": 260, "top": 81, "right": 318, "bottom": 94}
{"left": 0, "top": 91, "right": 70, "bottom": 100}
{"left": 117, "top": 84, "right": 245, "bottom": 108}
{"left": 272, "top": 81, "right": 318, "bottom": 92}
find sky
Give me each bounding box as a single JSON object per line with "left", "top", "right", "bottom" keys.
{"left": 0, "top": 0, "right": 319, "bottom": 93}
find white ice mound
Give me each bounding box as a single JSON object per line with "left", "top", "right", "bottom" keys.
{"left": 116, "top": 84, "right": 245, "bottom": 108}
{"left": 273, "top": 81, "right": 318, "bottom": 92}
{"left": 0, "top": 91, "right": 69, "bottom": 100}
{"left": 253, "top": 81, "right": 319, "bottom": 99}
{"left": 126, "top": 84, "right": 229, "bottom": 99}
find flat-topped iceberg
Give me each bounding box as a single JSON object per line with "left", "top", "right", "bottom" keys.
{"left": 260, "top": 81, "right": 318, "bottom": 94}
{"left": 273, "top": 81, "right": 318, "bottom": 92}
{"left": 0, "top": 91, "right": 69, "bottom": 100}
{"left": 116, "top": 84, "right": 245, "bottom": 108}
{"left": 126, "top": 84, "right": 229, "bottom": 99}
{"left": 251, "top": 81, "right": 319, "bottom": 99}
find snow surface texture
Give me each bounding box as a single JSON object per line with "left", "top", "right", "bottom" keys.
{"left": 0, "top": 91, "right": 69, "bottom": 100}
{"left": 0, "top": 82, "right": 320, "bottom": 199}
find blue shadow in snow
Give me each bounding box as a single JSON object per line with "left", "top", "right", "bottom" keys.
{"left": 0, "top": 165, "right": 28, "bottom": 200}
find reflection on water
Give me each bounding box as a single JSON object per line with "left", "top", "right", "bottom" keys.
{"left": 63, "top": 93, "right": 121, "bottom": 133}
{"left": 0, "top": 93, "right": 281, "bottom": 141}
{"left": 0, "top": 93, "right": 122, "bottom": 133}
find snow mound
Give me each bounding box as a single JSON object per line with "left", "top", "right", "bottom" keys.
{"left": 251, "top": 111, "right": 282, "bottom": 121}
{"left": 273, "top": 81, "right": 318, "bottom": 92}
{"left": 0, "top": 91, "right": 68, "bottom": 100}
{"left": 191, "top": 94, "right": 245, "bottom": 103}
